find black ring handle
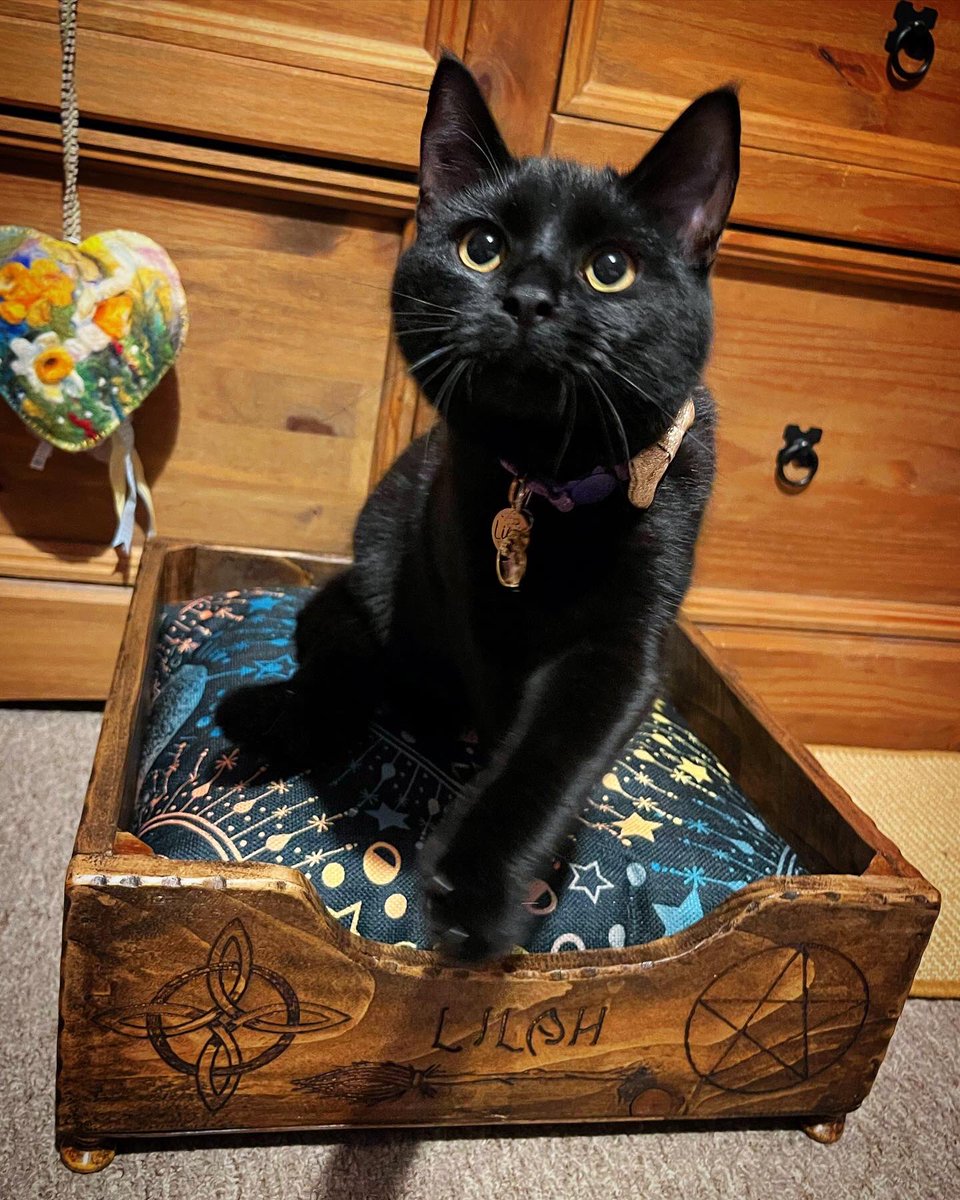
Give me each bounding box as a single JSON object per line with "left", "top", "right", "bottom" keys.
{"left": 890, "top": 20, "right": 935, "bottom": 80}
{"left": 776, "top": 425, "right": 822, "bottom": 492}
{"left": 885, "top": 3, "right": 938, "bottom": 87}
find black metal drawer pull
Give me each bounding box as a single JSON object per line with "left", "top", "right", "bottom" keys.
{"left": 776, "top": 425, "right": 822, "bottom": 492}
{"left": 886, "top": 2, "right": 938, "bottom": 85}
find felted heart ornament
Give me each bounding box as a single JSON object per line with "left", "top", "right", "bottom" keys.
{"left": 0, "top": 227, "right": 187, "bottom": 451}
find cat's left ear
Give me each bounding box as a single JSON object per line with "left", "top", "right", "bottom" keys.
{"left": 623, "top": 87, "right": 740, "bottom": 269}
{"left": 418, "top": 53, "right": 512, "bottom": 215}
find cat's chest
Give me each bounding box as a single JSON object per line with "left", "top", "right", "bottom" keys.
{"left": 463, "top": 503, "right": 660, "bottom": 645}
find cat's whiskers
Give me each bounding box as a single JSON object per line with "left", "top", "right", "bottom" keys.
{"left": 422, "top": 357, "right": 468, "bottom": 461}
{"left": 438, "top": 359, "right": 469, "bottom": 422}
{"left": 551, "top": 376, "right": 578, "bottom": 476}
{"left": 407, "top": 344, "right": 456, "bottom": 377}
{"left": 585, "top": 375, "right": 631, "bottom": 466}
{"left": 392, "top": 325, "right": 457, "bottom": 337}
{"left": 345, "top": 277, "right": 461, "bottom": 315}
{"left": 601, "top": 363, "right": 711, "bottom": 456}
{"left": 392, "top": 290, "right": 462, "bottom": 316}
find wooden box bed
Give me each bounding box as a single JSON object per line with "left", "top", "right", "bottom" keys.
{"left": 57, "top": 539, "right": 939, "bottom": 1172}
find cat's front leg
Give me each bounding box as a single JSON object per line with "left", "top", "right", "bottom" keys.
{"left": 421, "top": 641, "right": 658, "bottom": 961}
{"left": 216, "top": 570, "right": 383, "bottom": 770}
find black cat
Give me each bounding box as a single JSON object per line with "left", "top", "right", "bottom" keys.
{"left": 218, "top": 54, "right": 740, "bottom": 962}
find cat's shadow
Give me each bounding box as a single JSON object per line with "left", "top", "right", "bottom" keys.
{"left": 312, "top": 1133, "right": 420, "bottom": 1200}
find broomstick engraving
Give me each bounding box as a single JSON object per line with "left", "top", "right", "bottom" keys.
{"left": 293, "top": 1059, "right": 659, "bottom": 1108}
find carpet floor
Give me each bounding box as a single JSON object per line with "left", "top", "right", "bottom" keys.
{"left": 811, "top": 745, "right": 960, "bottom": 997}
{"left": 1, "top": 708, "right": 958, "bottom": 1200}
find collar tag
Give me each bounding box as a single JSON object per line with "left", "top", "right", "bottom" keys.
{"left": 491, "top": 477, "right": 533, "bottom": 589}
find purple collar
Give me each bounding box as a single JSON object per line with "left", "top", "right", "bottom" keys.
{"left": 500, "top": 460, "right": 629, "bottom": 512}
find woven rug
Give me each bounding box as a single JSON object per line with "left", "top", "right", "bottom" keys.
{"left": 810, "top": 745, "right": 960, "bottom": 998}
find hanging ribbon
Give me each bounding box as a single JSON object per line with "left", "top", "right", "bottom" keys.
{"left": 58, "top": 0, "right": 158, "bottom": 554}
{"left": 108, "top": 420, "right": 156, "bottom": 554}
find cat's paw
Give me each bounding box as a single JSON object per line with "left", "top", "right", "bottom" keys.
{"left": 420, "top": 839, "right": 533, "bottom": 963}
{"left": 215, "top": 681, "right": 318, "bottom": 769}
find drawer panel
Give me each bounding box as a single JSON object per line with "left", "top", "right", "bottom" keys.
{"left": 548, "top": 115, "right": 960, "bottom": 256}
{"left": 704, "top": 624, "right": 960, "bottom": 750}
{"left": 696, "top": 249, "right": 960, "bottom": 606}
{"left": 558, "top": 0, "right": 960, "bottom": 251}
{"left": 0, "top": 154, "right": 401, "bottom": 560}
{"left": 0, "top": 576, "right": 128, "bottom": 700}
{"left": 0, "top": 0, "right": 470, "bottom": 169}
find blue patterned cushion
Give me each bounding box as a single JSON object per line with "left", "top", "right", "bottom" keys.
{"left": 135, "top": 588, "right": 804, "bottom": 952}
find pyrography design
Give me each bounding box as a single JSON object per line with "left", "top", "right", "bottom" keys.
{"left": 294, "top": 1058, "right": 678, "bottom": 1115}
{"left": 93, "top": 919, "right": 352, "bottom": 1111}
{"left": 684, "top": 943, "right": 869, "bottom": 1094}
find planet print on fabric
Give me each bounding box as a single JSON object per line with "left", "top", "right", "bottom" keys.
{"left": 134, "top": 588, "right": 805, "bottom": 952}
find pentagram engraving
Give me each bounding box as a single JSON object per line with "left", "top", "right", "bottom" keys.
{"left": 685, "top": 944, "right": 868, "bottom": 1094}
{"left": 93, "top": 919, "right": 352, "bottom": 1111}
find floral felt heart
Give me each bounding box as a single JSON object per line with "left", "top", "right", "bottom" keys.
{"left": 0, "top": 227, "right": 187, "bottom": 451}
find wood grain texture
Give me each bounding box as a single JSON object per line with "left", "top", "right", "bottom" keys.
{"left": 699, "top": 260, "right": 960, "bottom": 607}
{"left": 718, "top": 229, "right": 960, "bottom": 299}
{"left": 684, "top": 587, "right": 960, "bottom": 644}
{"left": 0, "top": 111, "right": 420, "bottom": 216}
{"left": 0, "top": 576, "right": 128, "bottom": 700}
{"left": 0, "top": 10, "right": 426, "bottom": 169}
{"left": 58, "top": 862, "right": 935, "bottom": 1146}
{"left": 0, "top": 534, "right": 138, "bottom": 585}
{"left": 547, "top": 114, "right": 960, "bottom": 255}
{"left": 463, "top": 0, "right": 571, "bottom": 155}
{"left": 76, "top": 540, "right": 347, "bottom": 854}
{"left": 559, "top": 0, "right": 960, "bottom": 182}
{"left": 703, "top": 625, "right": 960, "bottom": 751}
{"left": 71, "top": 0, "right": 469, "bottom": 90}
{"left": 370, "top": 219, "right": 420, "bottom": 489}
{"left": 0, "top": 154, "right": 401, "bottom": 559}
{"left": 56, "top": 541, "right": 938, "bottom": 1156}
{"left": 669, "top": 618, "right": 900, "bottom": 877}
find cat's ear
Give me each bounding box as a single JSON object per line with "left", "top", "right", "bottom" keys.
{"left": 623, "top": 87, "right": 740, "bottom": 269}
{"left": 418, "top": 53, "right": 511, "bottom": 213}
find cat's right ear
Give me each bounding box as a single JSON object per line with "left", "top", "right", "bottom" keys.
{"left": 418, "top": 53, "right": 511, "bottom": 216}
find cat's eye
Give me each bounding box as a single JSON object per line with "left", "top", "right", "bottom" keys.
{"left": 584, "top": 248, "right": 636, "bottom": 293}
{"left": 458, "top": 225, "right": 504, "bottom": 273}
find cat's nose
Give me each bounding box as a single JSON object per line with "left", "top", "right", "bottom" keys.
{"left": 503, "top": 283, "right": 555, "bottom": 327}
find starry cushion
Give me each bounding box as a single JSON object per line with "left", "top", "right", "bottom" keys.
{"left": 135, "top": 588, "right": 804, "bottom": 952}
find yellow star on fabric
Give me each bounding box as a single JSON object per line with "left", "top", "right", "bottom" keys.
{"left": 614, "top": 813, "right": 663, "bottom": 843}
{"left": 328, "top": 900, "right": 362, "bottom": 934}
{"left": 678, "top": 757, "right": 710, "bottom": 784}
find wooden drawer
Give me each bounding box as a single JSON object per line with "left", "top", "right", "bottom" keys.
{"left": 0, "top": 576, "right": 129, "bottom": 699}
{"left": 556, "top": 0, "right": 960, "bottom": 253}
{"left": 0, "top": 0, "right": 470, "bottom": 170}
{"left": 697, "top": 621, "right": 960, "bottom": 750}
{"left": 695, "top": 237, "right": 960, "bottom": 609}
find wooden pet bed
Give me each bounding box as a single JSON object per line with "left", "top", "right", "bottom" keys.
{"left": 57, "top": 540, "right": 939, "bottom": 1172}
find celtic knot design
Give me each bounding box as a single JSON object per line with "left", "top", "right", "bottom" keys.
{"left": 94, "top": 919, "right": 352, "bottom": 1111}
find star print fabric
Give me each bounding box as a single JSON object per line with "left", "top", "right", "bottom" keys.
{"left": 135, "top": 589, "right": 805, "bottom": 953}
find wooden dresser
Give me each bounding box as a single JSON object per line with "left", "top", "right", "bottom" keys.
{"left": 1, "top": 0, "right": 957, "bottom": 750}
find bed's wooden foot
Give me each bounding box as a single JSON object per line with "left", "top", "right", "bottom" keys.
{"left": 59, "top": 1143, "right": 116, "bottom": 1173}
{"left": 802, "top": 1116, "right": 846, "bottom": 1144}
